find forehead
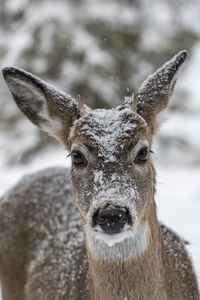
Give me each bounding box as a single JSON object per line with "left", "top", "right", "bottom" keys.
{"left": 71, "top": 107, "right": 148, "bottom": 162}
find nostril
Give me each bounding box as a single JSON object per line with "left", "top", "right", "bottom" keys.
{"left": 92, "top": 208, "right": 132, "bottom": 234}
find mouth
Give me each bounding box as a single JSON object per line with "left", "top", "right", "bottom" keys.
{"left": 92, "top": 206, "right": 133, "bottom": 235}
{"left": 86, "top": 224, "right": 135, "bottom": 247}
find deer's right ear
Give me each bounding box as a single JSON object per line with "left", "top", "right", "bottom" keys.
{"left": 2, "top": 67, "right": 81, "bottom": 148}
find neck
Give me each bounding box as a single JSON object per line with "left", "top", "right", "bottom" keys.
{"left": 86, "top": 217, "right": 167, "bottom": 300}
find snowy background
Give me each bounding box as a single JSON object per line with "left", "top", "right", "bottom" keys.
{"left": 0, "top": 0, "right": 200, "bottom": 296}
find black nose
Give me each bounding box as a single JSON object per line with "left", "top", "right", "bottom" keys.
{"left": 92, "top": 208, "right": 131, "bottom": 234}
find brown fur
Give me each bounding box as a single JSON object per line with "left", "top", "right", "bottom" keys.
{"left": 1, "top": 51, "right": 199, "bottom": 299}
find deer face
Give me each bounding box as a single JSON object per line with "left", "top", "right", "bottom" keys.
{"left": 2, "top": 50, "right": 187, "bottom": 260}
{"left": 69, "top": 107, "right": 156, "bottom": 259}
{"left": 70, "top": 108, "right": 153, "bottom": 224}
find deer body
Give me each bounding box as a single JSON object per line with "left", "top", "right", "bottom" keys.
{"left": 0, "top": 50, "right": 199, "bottom": 300}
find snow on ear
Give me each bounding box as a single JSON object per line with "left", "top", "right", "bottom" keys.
{"left": 2, "top": 67, "right": 80, "bottom": 147}
{"left": 136, "top": 50, "right": 188, "bottom": 132}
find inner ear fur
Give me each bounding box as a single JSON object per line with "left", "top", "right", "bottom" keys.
{"left": 2, "top": 67, "right": 80, "bottom": 147}
{"left": 136, "top": 50, "right": 188, "bottom": 133}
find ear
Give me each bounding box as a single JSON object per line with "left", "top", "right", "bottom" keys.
{"left": 2, "top": 67, "right": 81, "bottom": 148}
{"left": 136, "top": 50, "right": 188, "bottom": 133}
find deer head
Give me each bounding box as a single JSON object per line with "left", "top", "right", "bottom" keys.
{"left": 2, "top": 50, "right": 187, "bottom": 261}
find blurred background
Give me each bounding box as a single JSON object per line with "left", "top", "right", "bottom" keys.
{"left": 0, "top": 0, "right": 200, "bottom": 286}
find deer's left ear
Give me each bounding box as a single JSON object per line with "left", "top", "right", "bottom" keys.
{"left": 136, "top": 50, "right": 188, "bottom": 133}
{"left": 2, "top": 67, "right": 81, "bottom": 148}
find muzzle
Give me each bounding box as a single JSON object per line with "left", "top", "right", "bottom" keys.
{"left": 92, "top": 205, "right": 132, "bottom": 234}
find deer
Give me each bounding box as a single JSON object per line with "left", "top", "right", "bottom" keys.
{"left": 0, "top": 50, "right": 199, "bottom": 300}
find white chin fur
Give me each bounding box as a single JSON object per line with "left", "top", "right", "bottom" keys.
{"left": 84, "top": 222, "right": 150, "bottom": 261}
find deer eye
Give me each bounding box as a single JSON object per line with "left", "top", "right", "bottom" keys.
{"left": 71, "top": 151, "right": 87, "bottom": 167}
{"left": 135, "top": 147, "right": 149, "bottom": 164}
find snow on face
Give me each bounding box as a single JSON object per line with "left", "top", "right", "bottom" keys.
{"left": 70, "top": 107, "right": 152, "bottom": 254}
{"left": 70, "top": 107, "right": 150, "bottom": 219}
{"left": 91, "top": 168, "right": 138, "bottom": 218}
{"left": 70, "top": 106, "right": 147, "bottom": 163}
